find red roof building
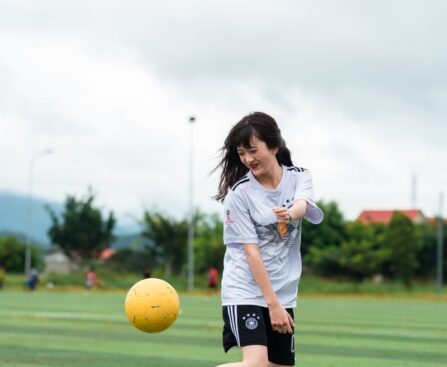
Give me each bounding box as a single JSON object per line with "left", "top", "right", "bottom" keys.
{"left": 99, "top": 248, "right": 116, "bottom": 260}
{"left": 356, "top": 210, "right": 425, "bottom": 225}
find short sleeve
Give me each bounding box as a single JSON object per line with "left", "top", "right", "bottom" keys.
{"left": 294, "top": 170, "right": 324, "bottom": 225}
{"left": 223, "top": 190, "right": 259, "bottom": 245}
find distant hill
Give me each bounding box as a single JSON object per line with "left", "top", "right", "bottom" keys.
{"left": 0, "top": 191, "right": 63, "bottom": 247}
{"left": 0, "top": 191, "right": 141, "bottom": 249}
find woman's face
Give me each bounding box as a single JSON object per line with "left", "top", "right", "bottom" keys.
{"left": 237, "top": 135, "right": 279, "bottom": 178}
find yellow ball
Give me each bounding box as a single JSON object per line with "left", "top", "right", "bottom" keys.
{"left": 125, "top": 278, "right": 180, "bottom": 333}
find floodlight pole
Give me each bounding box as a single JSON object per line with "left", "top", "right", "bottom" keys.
{"left": 24, "top": 149, "right": 53, "bottom": 275}
{"left": 187, "top": 116, "right": 196, "bottom": 291}
{"left": 436, "top": 192, "right": 444, "bottom": 295}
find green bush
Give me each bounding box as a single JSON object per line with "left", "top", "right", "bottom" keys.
{"left": 0, "top": 236, "right": 44, "bottom": 272}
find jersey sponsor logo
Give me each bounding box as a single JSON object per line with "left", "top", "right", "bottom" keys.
{"left": 243, "top": 313, "right": 260, "bottom": 330}
{"left": 224, "top": 209, "right": 234, "bottom": 224}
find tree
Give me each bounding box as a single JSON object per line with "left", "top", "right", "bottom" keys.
{"left": 414, "top": 221, "right": 447, "bottom": 280}
{"left": 305, "top": 244, "right": 344, "bottom": 277}
{"left": 47, "top": 188, "right": 116, "bottom": 261}
{"left": 141, "top": 210, "right": 187, "bottom": 276}
{"left": 107, "top": 248, "right": 149, "bottom": 273}
{"left": 302, "top": 200, "right": 348, "bottom": 275}
{"left": 306, "top": 219, "right": 388, "bottom": 280}
{"left": 195, "top": 213, "right": 225, "bottom": 274}
{"left": 337, "top": 222, "right": 388, "bottom": 281}
{"left": 0, "top": 236, "right": 43, "bottom": 272}
{"left": 301, "top": 200, "right": 348, "bottom": 256}
{"left": 384, "top": 212, "right": 420, "bottom": 288}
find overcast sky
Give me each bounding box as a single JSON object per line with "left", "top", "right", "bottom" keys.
{"left": 1, "top": 0, "right": 446, "bottom": 229}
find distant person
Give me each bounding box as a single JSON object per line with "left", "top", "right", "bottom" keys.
{"left": 142, "top": 266, "right": 152, "bottom": 279}
{"left": 85, "top": 267, "right": 98, "bottom": 291}
{"left": 208, "top": 266, "right": 219, "bottom": 293}
{"left": 25, "top": 268, "right": 39, "bottom": 291}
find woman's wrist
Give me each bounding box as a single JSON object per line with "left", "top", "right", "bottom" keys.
{"left": 286, "top": 209, "right": 293, "bottom": 222}
{"left": 266, "top": 297, "right": 281, "bottom": 308}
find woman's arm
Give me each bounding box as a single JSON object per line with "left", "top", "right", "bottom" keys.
{"left": 273, "top": 198, "right": 308, "bottom": 223}
{"left": 243, "top": 243, "right": 294, "bottom": 334}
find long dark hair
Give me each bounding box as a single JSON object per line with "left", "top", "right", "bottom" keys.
{"left": 213, "top": 112, "right": 293, "bottom": 202}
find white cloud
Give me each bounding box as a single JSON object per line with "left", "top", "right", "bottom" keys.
{"left": 0, "top": 0, "right": 446, "bottom": 228}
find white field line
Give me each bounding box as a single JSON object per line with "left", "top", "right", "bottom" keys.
{"left": 0, "top": 310, "right": 124, "bottom": 321}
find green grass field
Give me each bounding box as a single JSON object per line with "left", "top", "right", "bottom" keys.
{"left": 0, "top": 290, "right": 446, "bottom": 367}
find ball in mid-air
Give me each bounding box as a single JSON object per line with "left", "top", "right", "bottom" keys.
{"left": 125, "top": 278, "right": 180, "bottom": 333}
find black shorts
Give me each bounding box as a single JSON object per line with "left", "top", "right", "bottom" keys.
{"left": 222, "top": 305, "right": 295, "bottom": 366}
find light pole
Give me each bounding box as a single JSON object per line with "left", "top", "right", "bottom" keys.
{"left": 24, "top": 148, "right": 53, "bottom": 275}
{"left": 187, "top": 116, "right": 196, "bottom": 291}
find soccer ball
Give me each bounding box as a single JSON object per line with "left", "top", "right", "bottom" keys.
{"left": 125, "top": 278, "right": 180, "bottom": 333}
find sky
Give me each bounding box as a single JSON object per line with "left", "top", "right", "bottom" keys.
{"left": 1, "top": 0, "right": 446, "bottom": 230}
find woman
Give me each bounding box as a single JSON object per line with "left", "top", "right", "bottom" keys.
{"left": 214, "top": 112, "right": 323, "bottom": 367}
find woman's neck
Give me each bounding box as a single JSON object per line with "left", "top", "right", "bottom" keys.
{"left": 254, "top": 163, "right": 283, "bottom": 190}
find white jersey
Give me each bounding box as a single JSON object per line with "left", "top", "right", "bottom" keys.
{"left": 221, "top": 166, "right": 323, "bottom": 308}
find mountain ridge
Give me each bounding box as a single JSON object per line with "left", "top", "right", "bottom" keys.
{"left": 0, "top": 191, "right": 140, "bottom": 249}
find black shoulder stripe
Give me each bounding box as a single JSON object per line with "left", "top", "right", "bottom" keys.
{"left": 231, "top": 175, "right": 248, "bottom": 187}
{"left": 287, "top": 166, "right": 307, "bottom": 172}
{"left": 232, "top": 178, "right": 249, "bottom": 191}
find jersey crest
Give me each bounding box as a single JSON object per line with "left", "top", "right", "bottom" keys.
{"left": 224, "top": 209, "right": 234, "bottom": 224}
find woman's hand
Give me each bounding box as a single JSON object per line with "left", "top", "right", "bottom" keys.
{"left": 273, "top": 207, "right": 290, "bottom": 237}
{"left": 268, "top": 301, "right": 294, "bottom": 334}
{"left": 273, "top": 199, "right": 308, "bottom": 224}
{"left": 272, "top": 207, "right": 290, "bottom": 224}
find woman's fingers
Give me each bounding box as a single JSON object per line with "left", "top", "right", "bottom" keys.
{"left": 272, "top": 207, "right": 289, "bottom": 223}
{"left": 272, "top": 317, "right": 294, "bottom": 334}
{"left": 288, "top": 313, "right": 295, "bottom": 330}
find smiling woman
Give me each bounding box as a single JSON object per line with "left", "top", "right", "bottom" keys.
{"left": 213, "top": 112, "right": 324, "bottom": 367}
{"left": 236, "top": 136, "right": 281, "bottom": 186}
